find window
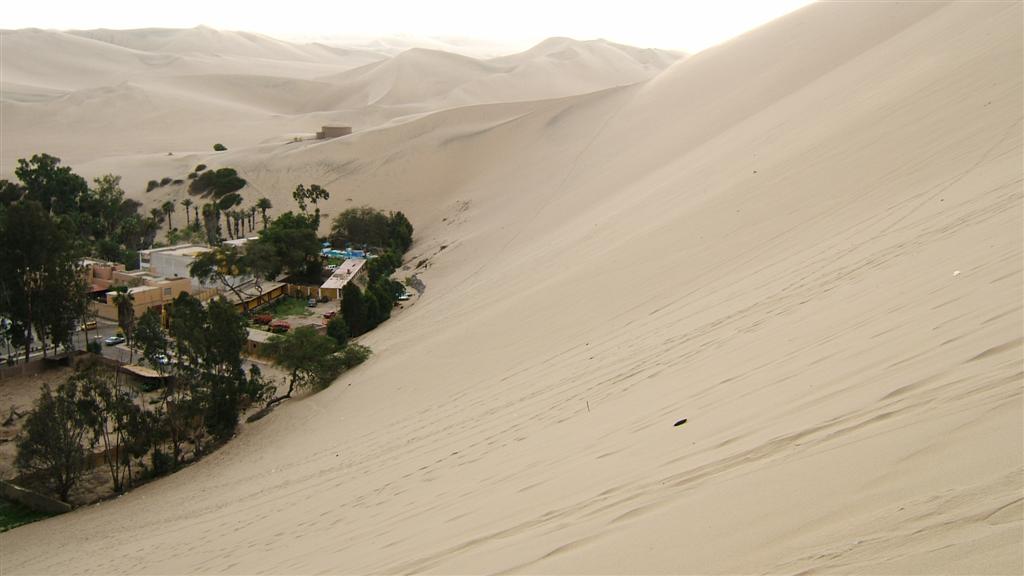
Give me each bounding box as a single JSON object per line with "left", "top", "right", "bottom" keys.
{"left": 164, "top": 288, "right": 172, "bottom": 297}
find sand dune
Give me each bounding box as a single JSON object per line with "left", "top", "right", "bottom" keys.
{"left": 1, "top": 1, "right": 1021, "bottom": 574}
{"left": 316, "top": 39, "right": 680, "bottom": 109}
{"left": 67, "top": 26, "right": 381, "bottom": 64}
{"left": 0, "top": 33, "right": 677, "bottom": 168}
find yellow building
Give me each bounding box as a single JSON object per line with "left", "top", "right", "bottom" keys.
{"left": 81, "top": 259, "right": 192, "bottom": 321}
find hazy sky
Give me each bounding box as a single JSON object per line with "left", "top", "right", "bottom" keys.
{"left": 4, "top": 0, "right": 814, "bottom": 53}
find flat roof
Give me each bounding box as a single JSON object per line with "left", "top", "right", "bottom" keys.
{"left": 158, "top": 246, "right": 212, "bottom": 258}
{"left": 139, "top": 243, "right": 201, "bottom": 255}
{"left": 247, "top": 328, "right": 276, "bottom": 344}
{"left": 122, "top": 365, "right": 164, "bottom": 379}
{"left": 219, "top": 281, "right": 286, "bottom": 305}
{"left": 320, "top": 259, "right": 366, "bottom": 290}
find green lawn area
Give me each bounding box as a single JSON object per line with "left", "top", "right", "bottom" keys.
{"left": 0, "top": 498, "right": 53, "bottom": 532}
{"left": 266, "top": 296, "right": 312, "bottom": 318}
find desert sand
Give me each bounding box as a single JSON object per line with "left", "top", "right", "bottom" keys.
{"left": 1, "top": 1, "right": 1021, "bottom": 574}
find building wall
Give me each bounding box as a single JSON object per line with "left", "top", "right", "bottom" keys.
{"left": 91, "top": 277, "right": 191, "bottom": 321}
{"left": 317, "top": 126, "right": 352, "bottom": 139}
{"left": 150, "top": 252, "right": 202, "bottom": 287}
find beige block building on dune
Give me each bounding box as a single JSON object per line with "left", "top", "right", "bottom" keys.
{"left": 316, "top": 126, "right": 352, "bottom": 139}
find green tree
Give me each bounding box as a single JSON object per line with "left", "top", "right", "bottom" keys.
{"left": 326, "top": 316, "right": 348, "bottom": 348}
{"left": 188, "top": 245, "right": 269, "bottom": 312}
{"left": 292, "top": 184, "right": 329, "bottom": 227}
{"left": 181, "top": 198, "right": 193, "bottom": 228}
{"left": 255, "top": 197, "right": 272, "bottom": 230}
{"left": 265, "top": 326, "right": 345, "bottom": 407}
{"left": 134, "top": 309, "right": 168, "bottom": 371}
{"left": 341, "top": 283, "right": 368, "bottom": 337}
{"left": 0, "top": 200, "right": 81, "bottom": 361}
{"left": 80, "top": 368, "right": 147, "bottom": 493}
{"left": 15, "top": 379, "right": 94, "bottom": 502}
{"left": 167, "top": 293, "right": 205, "bottom": 368}
{"left": 14, "top": 153, "right": 88, "bottom": 215}
{"left": 162, "top": 200, "right": 176, "bottom": 231}
{"left": 201, "top": 203, "right": 219, "bottom": 244}
{"left": 330, "top": 207, "right": 414, "bottom": 252}
{"left": 252, "top": 211, "right": 320, "bottom": 279}
{"left": 213, "top": 143, "right": 227, "bottom": 151}
{"left": 112, "top": 287, "right": 136, "bottom": 353}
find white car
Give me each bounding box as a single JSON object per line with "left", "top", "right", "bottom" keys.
{"left": 104, "top": 335, "right": 126, "bottom": 346}
{"left": 153, "top": 353, "right": 170, "bottom": 366}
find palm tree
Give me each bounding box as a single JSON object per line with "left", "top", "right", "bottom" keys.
{"left": 112, "top": 288, "right": 136, "bottom": 361}
{"left": 232, "top": 210, "right": 244, "bottom": 239}
{"left": 249, "top": 206, "right": 257, "bottom": 232}
{"left": 181, "top": 198, "right": 193, "bottom": 228}
{"left": 201, "top": 203, "right": 218, "bottom": 244}
{"left": 256, "top": 197, "right": 272, "bottom": 230}
{"left": 162, "top": 200, "right": 176, "bottom": 231}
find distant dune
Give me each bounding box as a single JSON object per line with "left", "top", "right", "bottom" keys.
{"left": 0, "top": 29, "right": 679, "bottom": 168}
{"left": 1, "top": 2, "right": 1021, "bottom": 574}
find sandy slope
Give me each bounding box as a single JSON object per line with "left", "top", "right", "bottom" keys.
{"left": 1, "top": 1, "right": 1022, "bottom": 574}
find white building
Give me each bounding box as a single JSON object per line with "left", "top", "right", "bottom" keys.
{"left": 139, "top": 239, "right": 258, "bottom": 290}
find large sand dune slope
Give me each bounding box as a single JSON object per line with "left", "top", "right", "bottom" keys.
{"left": 2, "top": 1, "right": 1022, "bottom": 574}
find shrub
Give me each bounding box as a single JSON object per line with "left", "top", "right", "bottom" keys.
{"left": 326, "top": 316, "right": 348, "bottom": 348}
{"left": 187, "top": 172, "right": 197, "bottom": 180}
{"left": 172, "top": 179, "right": 184, "bottom": 185}
{"left": 188, "top": 168, "right": 246, "bottom": 198}
{"left": 86, "top": 340, "right": 102, "bottom": 354}
{"left": 213, "top": 143, "right": 227, "bottom": 151}
{"left": 195, "top": 164, "right": 207, "bottom": 172}
{"left": 160, "top": 177, "right": 172, "bottom": 186}
{"left": 339, "top": 344, "right": 371, "bottom": 369}
{"left": 146, "top": 180, "right": 159, "bottom": 192}
{"left": 330, "top": 207, "right": 414, "bottom": 253}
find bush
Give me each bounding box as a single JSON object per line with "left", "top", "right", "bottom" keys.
{"left": 149, "top": 447, "right": 174, "bottom": 478}
{"left": 146, "top": 180, "right": 159, "bottom": 192}
{"left": 160, "top": 177, "right": 172, "bottom": 186}
{"left": 339, "top": 344, "right": 371, "bottom": 369}
{"left": 188, "top": 168, "right": 246, "bottom": 198}
{"left": 330, "top": 208, "right": 413, "bottom": 254}
{"left": 195, "top": 164, "right": 207, "bottom": 172}
{"left": 86, "top": 340, "right": 102, "bottom": 354}
{"left": 213, "top": 143, "right": 227, "bottom": 152}
{"left": 326, "top": 316, "right": 348, "bottom": 348}
{"left": 187, "top": 172, "right": 197, "bottom": 180}
{"left": 172, "top": 179, "right": 184, "bottom": 185}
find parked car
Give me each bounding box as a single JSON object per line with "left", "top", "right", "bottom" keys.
{"left": 323, "top": 310, "right": 337, "bottom": 320}
{"left": 153, "top": 353, "right": 170, "bottom": 366}
{"left": 397, "top": 292, "right": 412, "bottom": 301}
{"left": 269, "top": 320, "right": 291, "bottom": 333}
{"left": 104, "top": 335, "right": 126, "bottom": 346}
{"left": 307, "top": 298, "right": 317, "bottom": 307}
{"left": 80, "top": 320, "right": 97, "bottom": 331}
{"left": 253, "top": 314, "right": 273, "bottom": 325}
